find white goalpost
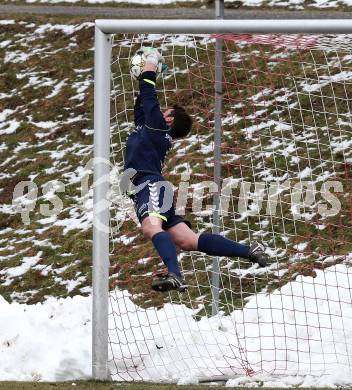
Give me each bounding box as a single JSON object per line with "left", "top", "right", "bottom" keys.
{"left": 93, "top": 19, "right": 352, "bottom": 384}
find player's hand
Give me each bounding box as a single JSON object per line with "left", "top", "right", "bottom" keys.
{"left": 142, "top": 47, "right": 165, "bottom": 67}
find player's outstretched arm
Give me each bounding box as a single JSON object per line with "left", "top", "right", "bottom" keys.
{"left": 139, "top": 48, "right": 169, "bottom": 132}
{"left": 134, "top": 94, "right": 144, "bottom": 127}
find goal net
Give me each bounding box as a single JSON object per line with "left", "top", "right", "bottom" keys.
{"left": 104, "top": 31, "right": 352, "bottom": 384}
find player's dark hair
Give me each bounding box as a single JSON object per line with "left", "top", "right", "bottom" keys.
{"left": 170, "top": 105, "right": 192, "bottom": 139}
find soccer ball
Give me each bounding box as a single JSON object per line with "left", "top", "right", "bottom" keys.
{"left": 130, "top": 49, "right": 163, "bottom": 80}
{"left": 130, "top": 50, "right": 145, "bottom": 81}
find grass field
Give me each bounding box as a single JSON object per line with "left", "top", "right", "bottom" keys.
{"left": 0, "top": 0, "right": 352, "bottom": 11}
{"left": 0, "top": 8, "right": 351, "bottom": 317}
{"left": 0, "top": 7, "right": 351, "bottom": 387}
{"left": 0, "top": 0, "right": 351, "bottom": 305}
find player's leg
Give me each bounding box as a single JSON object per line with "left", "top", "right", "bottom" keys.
{"left": 167, "top": 222, "right": 199, "bottom": 251}
{"left": 197, "top": 232, "right": 268, "bottom": 267}
{"left": 132, "top": 175, "right": 185, "bottom": 292}
{"left": 168, "top": 222, "right": 268, "bottom": 267}
{"left": 142, "top": 215, "right": 186, "bottom": 292}
{"left": 141, "top": 215, "right": 182, "bottom": 278}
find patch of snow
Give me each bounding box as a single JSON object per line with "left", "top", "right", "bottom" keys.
{"left": 63, "top": 276, "right": 87, "bottom": 293}
{"left": 302, "top": 70, "right": 352, "bottom": 92}
{"left": 0, "top": 109, "right": 15, "bottom": 122}
{"left": 14, "top": 142, "right": 29, "bottom": 153}
{"left": 311, "top": 0, "right": 339, "bottom": 7}
{"left": 31, "top": 121, "right": 58, "bottom": 129}
{"left": 117, "top": 235, "right": 137, "bottom": 245}
{"left": 33, "top": 22, "right": 93, "bottom": 36}
{"left": 4, "top": 51, "right": 30, "bottom": 64}
{"left": 0, "top": 264, "right": 351, "bottom": 383}
{"left": 298, "top": 166, "right": 312, "bottom": 179}
{"left": 0, "top": 295, "right": 91, "bottom": 381}
{"left": 0, "top": 120, "right": 20, "bottom": 135}
{"left": 0, "top": 20, "right": 15, "bottom": 25}
{"left": 1, "top": 252, "right": 42, "bottom": 280}
{"left": 54, "top": 207, "right": 91, "bottom": 234}
{"left": 0, "top": 40, "right": 11, "bottom": 49}
{"left": 70, "top": 80, "right": 92, "bottom": 101}
{"left": 241, "top": 120, "right": 276, "bottom": 139}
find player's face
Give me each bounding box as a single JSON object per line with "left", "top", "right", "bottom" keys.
{"left": 163, "top": 109, "right": 174, "bottom": 126}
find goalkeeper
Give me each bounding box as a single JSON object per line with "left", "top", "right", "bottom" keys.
{"left": 125, "top": 47, "right": 268, "bottom": 293}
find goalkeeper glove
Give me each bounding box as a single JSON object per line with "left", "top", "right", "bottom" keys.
{"left": 142, "top": 47, "right": 165, "bottom": 67}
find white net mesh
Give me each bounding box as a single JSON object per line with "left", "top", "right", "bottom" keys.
{"left": 106, "top": 33, "right": 352, "bottom": 383}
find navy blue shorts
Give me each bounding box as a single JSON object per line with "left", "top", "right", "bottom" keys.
{"left": 130, "top": 174, "right": 191, "bottom": 230}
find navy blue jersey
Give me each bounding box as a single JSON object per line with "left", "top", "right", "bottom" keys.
{"left": 124, "top": 71, "right": 172, "bottom": 176}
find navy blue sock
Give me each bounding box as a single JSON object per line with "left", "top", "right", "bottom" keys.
{"left": 197, "top": 232, "right": 250, "bottom": 259}
{"left": 151, "top": 231, "right": 181, "bottom": 277}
